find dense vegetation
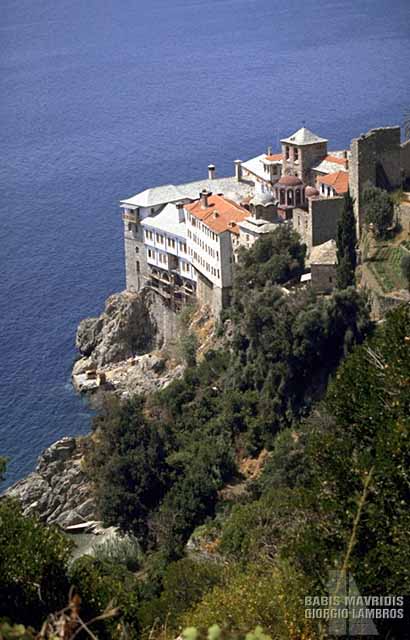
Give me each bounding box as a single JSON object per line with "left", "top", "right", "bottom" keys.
{"left": 363, "top": 186, "right": 394, "bottom": 238}
{"left": 1, "top": 226, "right": 409, "bottom": 638}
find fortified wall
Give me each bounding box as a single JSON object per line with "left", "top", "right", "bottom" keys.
{"left": 401, "top": 139, "right": 410, "bottom": 186}
{"left": 350, "top": 127, "right": 402, "bottom": 236}
{"left": 293, "top": 196, "right": 344, "bottom": 254}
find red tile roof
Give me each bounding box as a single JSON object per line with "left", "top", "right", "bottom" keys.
{"left": 324, "top": 154, "right": 348, "bottom": 166}
{"left": 265, "top": 153, "right": 283, "bottom": 162}
{"left": 185, "top": 194, "right": 249, "bottom": 235}
{"left": 318, "top": 171, "right": 349, "bottom": 194}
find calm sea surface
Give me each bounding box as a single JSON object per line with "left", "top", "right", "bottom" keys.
{"left": 1, "top": 0, "right": 410, "bottom": 487}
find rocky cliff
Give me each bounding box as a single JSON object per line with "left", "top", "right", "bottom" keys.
{"left": 5, "top": 289, "right": 218, "bottom": 529}
{"left": 4, "top": 437, "right": 95, "bottom": 529}
{"left": 72, "top": 289, "right": 217, "bottom": 398}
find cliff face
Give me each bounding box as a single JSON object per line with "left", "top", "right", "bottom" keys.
{"left": 73, "top": 289, "right": 184, "bottom": 396}
{"left": 76, "top": 290, "right": 159, "bottom": 367}
{"left": 4, "top": 437, "right": 95, "bottom": 529}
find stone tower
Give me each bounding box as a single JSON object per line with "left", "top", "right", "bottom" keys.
{"left": 349, "top": 126, "right": 401, "bottom": 237}
{"left": 281, "top": 127, "right": 328, "bottom": 184}
{"left": 122, "top": 206, "right": 148, "bottom": 292}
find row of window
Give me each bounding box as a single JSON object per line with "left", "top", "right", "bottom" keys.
{"left": 187, "top": 214, "right": 218, "bottom": 242}
{"left": 188, "top": 231, "right": 219, "bottom": 259}
{"left": 147, "top": 248, "right": 191, "bottom": 273}
{"left": 191, "top": 249, "right": 221, "bottom": 279}
{"left": 147, "top": 248, "right": 167, "bottom": 264}
{"left": 275, "top": 188, "right": 304, "bottom": 207}
{"left": 144, "top": 229, "right": 187, "bottom": 252}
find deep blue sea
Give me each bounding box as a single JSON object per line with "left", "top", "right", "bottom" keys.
{"left": 1, "top": 0, "right": 410, "bottom": 488}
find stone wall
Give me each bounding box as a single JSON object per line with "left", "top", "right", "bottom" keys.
{"left": 350, "top": 127, "right": 402, "bottom": 236}
{"left": 144, "top": 288, "right": 180, "bottom": 347}
{"left": 401, "top": 139, "right": 410, "bottom": 185}
{"left": 196, "top": 271, "right": 229, "bottom": 315}
{"left": 311, "top": 264, "right": 336, "bottom": 293}
{"left": 310, "top": 196, "right": 344, "bottom": 247}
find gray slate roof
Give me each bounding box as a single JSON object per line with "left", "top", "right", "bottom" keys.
{"left": 281, "top": 127, "right": 328, "bottom": 146}
{"left": 176, "top": 176, "right": 252, "bottom": 203}
{"left": 121, "top": 185, "right": 186, "bottom": 208}
{"left": 121, "top": 176, "right": 253, "bottom": 209}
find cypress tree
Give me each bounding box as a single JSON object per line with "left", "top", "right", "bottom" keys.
{"left": 336, "top": 192, "right": 357, "bottom": 289}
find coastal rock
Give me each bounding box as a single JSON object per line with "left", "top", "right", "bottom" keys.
{"left": 75, "top": 290, "right": 157, "bottom": 368}
{"left": 3, "top": 436, "right": 95, "bottom": 529}
{"left": 76, "top": 317, "right": 103, "bottom": 357}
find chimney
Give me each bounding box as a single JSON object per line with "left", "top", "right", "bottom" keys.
{"left": 208, "top": 164, "right": 216, "bottom": 180}
{"left": 176, "top": 201, "right": 185, "bottom": 222}
{"left": 267, "top": 145, "right": 272, "bottom": 156}
{"left": 200, "top": 189, "right": 212, "bottom": 209}
{"left": 234, "top": 159, "right": 242, "bottom": 182}
{"left": 343, "top": 150, "right": 349, "bottom": 170}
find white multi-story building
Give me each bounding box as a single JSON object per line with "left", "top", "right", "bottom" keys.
{"left": 141, "top": 202, "right": 197, "bottom": 303}
{"left": 184, "top": 190, "right": 249, "bottom": 311}
{"left": 120, "top": 165, "right": 252, "bottom": 297}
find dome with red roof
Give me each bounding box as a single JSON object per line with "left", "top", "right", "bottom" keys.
{"left": 277, "top": 174, "right": 303, "bottom": 187}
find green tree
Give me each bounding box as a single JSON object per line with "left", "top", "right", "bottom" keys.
{"left": 283, "top": 304, "right": 410, "bottom": 611}
{"left": 400, "top": 254, "right": 410, "bottom": 290}
{"left": 69, "top": 556, "right": 140, "bottom": 639}
{"left": 0, "top": 500, "right": 72, "bottom": 627}
{"left": 336, "top": 192, "right": 357, "bottom": 288}
{"left": 138, "top": 558, "right": 223, "bottom": 631}
{"left": 86, "top": 397, "right": 170, "bottom": 545}
{"left": 180, "top": 331, "right": 198, "bottom": 367}
{"left": 233, "top": 225, "right": 306, "bottom": 311}
{"left": 363, "top": 186, "right": 394, "bottom": 238}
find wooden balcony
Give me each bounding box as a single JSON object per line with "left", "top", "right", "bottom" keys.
{"left": 122, "top": 211, "right": 138, "bottom": 223}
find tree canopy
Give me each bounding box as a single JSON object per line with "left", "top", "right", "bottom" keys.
{"left": 336, "top": 192, "right": 357, "bottom": 288}
{"left": 363, "top": 186, "right": 394, "bottom": 238}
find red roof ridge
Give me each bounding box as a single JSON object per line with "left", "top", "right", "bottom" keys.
{"left": 324, "top": 154, "right": 347, "bottom": 166}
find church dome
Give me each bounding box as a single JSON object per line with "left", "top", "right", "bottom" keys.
{"left": 305, "top": 186, "right": 320, "bottom": 198}
{"left": 277, "top": 175, "right": 303, "bottom": 187}
{"left": 250, "top": 191, "right": 273, "bottom": 206}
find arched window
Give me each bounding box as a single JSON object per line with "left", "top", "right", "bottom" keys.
{"left": 295, "top": 189, "right": 301, "bottom": 205}
{"left": 280, "top": 189, "right": 285, "bottom": 205}
{"left": 285, "top": 146, "right": 290, "bottom": 160}
{"left": 294, "top": 147, "right": 299, "bottom": 162}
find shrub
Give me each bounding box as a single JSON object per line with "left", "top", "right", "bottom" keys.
{"left": 0, "top": 499, "right": 72, "bottom": 627}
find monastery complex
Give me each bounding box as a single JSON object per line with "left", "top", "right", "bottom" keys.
{"left": 121, "top": 125, "right": 410, "bottom": 313}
